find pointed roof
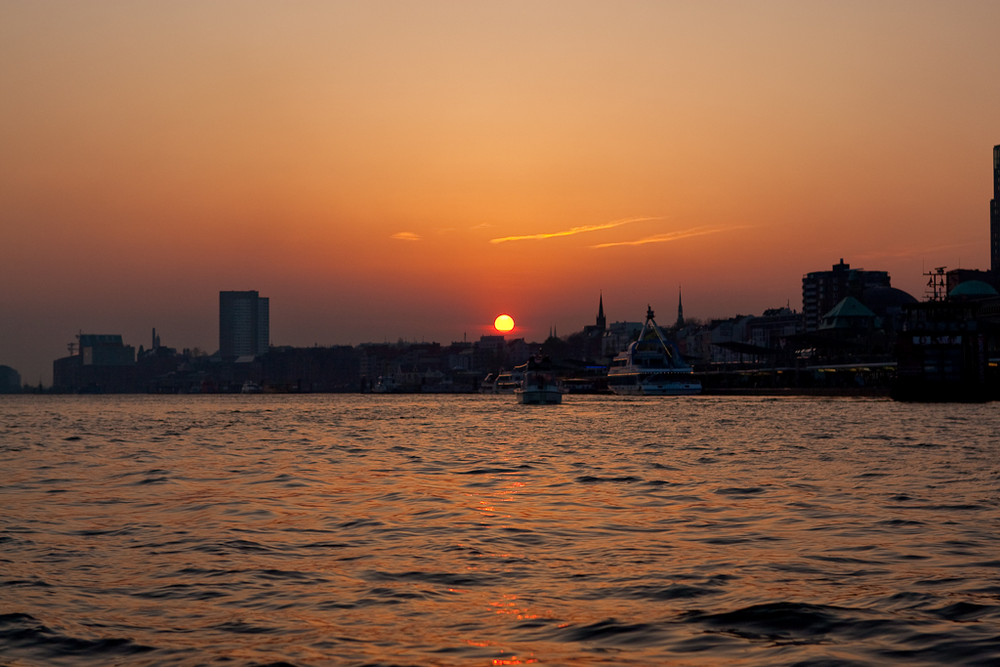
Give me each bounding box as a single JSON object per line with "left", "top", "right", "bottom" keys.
{"left": 819, "top": 296, "right": 876, "bottom": 330}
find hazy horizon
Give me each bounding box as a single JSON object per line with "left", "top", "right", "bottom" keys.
{"left": 3, "top": 1, "right": 999, "bottom": 385}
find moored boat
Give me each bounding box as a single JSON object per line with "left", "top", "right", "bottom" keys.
{"left": 607, "top": 306, "right": 701, "bottom": 396}
{"left": 514, "top": 357, "right": 562, "bottom": 404}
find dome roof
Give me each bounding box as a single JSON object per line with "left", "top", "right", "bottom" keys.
{"left": 861, "top": 286, "right": 918, "bottom": 316}
{"left": 949, "top": 280, "right": 999, "bottom": 298}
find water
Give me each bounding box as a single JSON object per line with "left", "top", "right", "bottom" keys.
{"left": 1, "top": 394, "right": 999, "bottom": 666}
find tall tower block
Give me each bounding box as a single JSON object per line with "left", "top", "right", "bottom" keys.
{"left": 991, "top": 145, "right": 999, "bottom": 274}
{"left": 219, "top": 290, "right": 270, "bottom": 359}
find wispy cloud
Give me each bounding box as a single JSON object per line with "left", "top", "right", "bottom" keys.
{"left": 489, "top": 216, "right": 659, "bottom": 244}
{"left": 589, "top": 225, "right": 744, "bottom": 249}
{"left": 855, "top": 240, "right": 978, "bottom": 261}
{"left": 391, "top": 231, "right": 422, "bottom": 242}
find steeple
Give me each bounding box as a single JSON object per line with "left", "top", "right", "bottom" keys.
{"left": 676, "top": 286, "right": 685, "bottom": 329}
{"left": 596, "top": 291, "right": 606, "bottom": 331}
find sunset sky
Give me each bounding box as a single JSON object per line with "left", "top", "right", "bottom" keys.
{"left": 2, "top": 1, "right": 999, "bottom": 385}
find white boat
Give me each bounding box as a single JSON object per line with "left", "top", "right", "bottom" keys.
{"left": 607, "top": 306, "right": 701, "bottom": 396}
{"left": 491, "top": 370, "right": 524, "bottom": 394}
{"left": 514, "top": 357, "right": 562, "bottom": 404}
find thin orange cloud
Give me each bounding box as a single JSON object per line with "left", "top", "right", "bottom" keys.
{"left": 590, "top": 225, "right": 740, "bottom": 249}
{"left": 855, "top": 240, "right": 978, "bottom": 261}
{"left": 489, "top": 216, "right": 660, "bottom": 244}
{"left": 391, "top": 231, "right": 422, "bottom": 241}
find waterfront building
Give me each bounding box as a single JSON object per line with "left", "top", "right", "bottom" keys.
{"left": 219, "top": 290, "right": 269, "bottom": 359}
{"left": 990, "top": 144, "right": 1000, "bottom": 274}
{"left": 802, "top": 259, "right": 890, "bottom": 332}
{"left": 895, "top": 281, "right": 1000, "bottom": 401}
{"left": 0, "top": 365, "right": 21, "bottom": 393}
{"left": 602, "top": 320, "right": 643, "bottom": 359}
{"left": 52, "top": 334, "right": 137, "bottom": 392}
{"left": 747, "top": 307, "right": 802, "bottom": 350}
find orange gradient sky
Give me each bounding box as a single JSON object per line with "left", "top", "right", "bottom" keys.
{"left": 2, "top": 1, "right": 999, "bottom": 384}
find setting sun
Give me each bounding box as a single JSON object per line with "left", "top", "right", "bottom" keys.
{"left": 494, "top": 314, "right": 515, "bottom": 333}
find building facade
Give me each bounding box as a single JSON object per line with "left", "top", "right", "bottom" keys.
{"left": 991, "top": 144, "right": 999, "bottom": 274}
{"left": 219, "top": 290, "right": 270, "bottom": 358}
{"left": 802, "top": 259, "right": 891, "bottom": 332}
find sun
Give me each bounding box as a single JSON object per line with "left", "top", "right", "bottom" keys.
{"left": 494, "top": 314, "right": 515, "bottom": 333}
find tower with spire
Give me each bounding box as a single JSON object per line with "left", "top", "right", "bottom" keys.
{"left": 596, "top": 291, "right": 606, "bottom": 331}
{"left": 675, "top": 286, "right": 685, "bottom": 329}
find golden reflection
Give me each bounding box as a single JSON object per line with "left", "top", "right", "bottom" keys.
{"left": 492, "top": 656, "right": 539, "bottom": 665}
{"left": 488, "top": 593, "right": 542, "bottom": 622}
{"left": 465, "top": 475, "right": 546, "bottom": 665}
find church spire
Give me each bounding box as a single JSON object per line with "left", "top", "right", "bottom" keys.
{"left": 676, "top": 285, "right": 685, "bottom": 329}
{"left": 596, "top": 291, "right": 606, "bottom": 331}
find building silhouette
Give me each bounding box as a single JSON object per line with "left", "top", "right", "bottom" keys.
{"left": 583, "top": 292, "right": 606, "bottom": 337}
{"left": 675, "top": 286, "right": 684, "bottom": 329}
{"left": 802, "top": 259, "right": 891, "bottom": 332}
{"left": 991, "top": 144, "right": 1000, "bottom": 274}
{"left": 0, "top": 365, "right": 21, "bottom": 393}
{"left": 219, "top": 290, "right": 269, "bottom": 359}
{"left": 52, "top": 334, "right": 137, "bottom": 392}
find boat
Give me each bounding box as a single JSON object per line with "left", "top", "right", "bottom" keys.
{"left": 607, "top": 306, "right": 701, "bottom": 396}
{"left": 491, "top": 369, "right": 524, "bottom": 393}
{"left": 514, "top": 357, "right": 562, "bottom": 404}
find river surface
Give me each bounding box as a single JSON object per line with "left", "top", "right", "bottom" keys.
{"left": 1, "top": 394, "right": 999, "bottom": 666}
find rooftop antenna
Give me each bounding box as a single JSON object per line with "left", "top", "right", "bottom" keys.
{"left": 925, "top": 266, "right": 947, "bottom": 301}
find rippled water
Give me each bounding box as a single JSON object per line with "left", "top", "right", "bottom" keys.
{"left": 1, "top": 394, "right": 999, "bottom": 666}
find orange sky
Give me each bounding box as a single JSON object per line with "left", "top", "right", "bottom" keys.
{"left": 2, "top": 1, "right": 999, "bottom": 384}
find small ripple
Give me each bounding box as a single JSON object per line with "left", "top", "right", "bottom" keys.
{"left": 0, "top": 612, "right": 155, "bottom": 661}
{"left": 2, "top": 577, "right": 51, "bottom": 588}
{"left": 575, "top": 475, "right": 642, "bottom": 484}
{"left": 714, "top": 486, "right": 766, "bottom": 495}
{"left": 588, "top": 583, "right": 722, "bottom": 601}
{"left": 929, "top": 601, "right": 997, "bottom": 622}
{"left": 554, "top": 618, "right": 665, "bottom": 646}
{"left": 683, "top": 601, "right": 842, "bottom": 639}
{"left": 365, "top": 568, "right": 504, "bottom": 588}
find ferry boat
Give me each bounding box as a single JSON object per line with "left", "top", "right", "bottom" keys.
{"left": 514, "top": 357, "right": 562, "bottom": 404}
{"left": 607, "top": 306, "right": 701, "bottom": 396}
{"left": 484, "top": 369, "right": 523, "bottom": 393}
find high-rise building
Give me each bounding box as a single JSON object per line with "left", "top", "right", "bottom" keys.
{"left": 991, "top": 144, "right": 999, "bottom": 274}
{"left": 801, "top": 260, "right": 890, "bottom": 332}
{"left": 219, "top": 290, "right": 269, "bottom": 358}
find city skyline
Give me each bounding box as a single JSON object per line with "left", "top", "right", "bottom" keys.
{"left": 2, "top": 2, "right": 1000, "bottom": 385}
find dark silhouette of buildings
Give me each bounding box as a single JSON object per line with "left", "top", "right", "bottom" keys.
{"left": 0, "top": 365, "right": 21, "bottom": 393}
{"left": 802, "top": 259, "right": 891, "bottom": 332}
{"left": 219, "top": 290, "right": 269, "bottom": 359}
{"left": 53, "top": 334, "right": 137, "bottom": 392}
{"left": 991, "top": 145, "right": 1000, "bottom": 274}
{"left": 895, "top": 279, "right": 1000, "bottom": 401}
{"left": 41, "top": 145, "right": 1000, "bottom": 398}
